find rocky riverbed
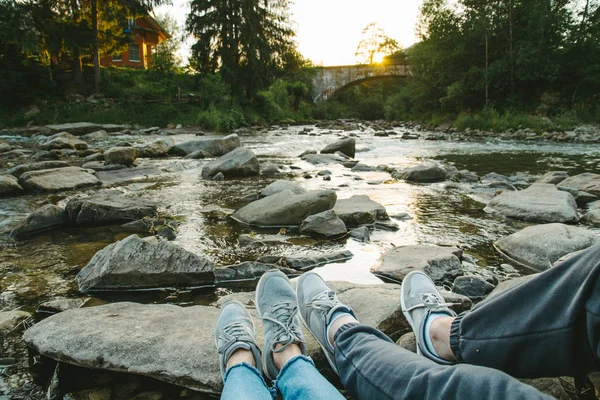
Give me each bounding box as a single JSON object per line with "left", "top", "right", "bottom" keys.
{"left": 1, "top": 120, "right": 600, "bottom": 399}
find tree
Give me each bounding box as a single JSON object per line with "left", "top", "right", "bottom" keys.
{"left": 355, "top": 22, "right": 400, "bottom": 65}
{"left": 151, "top": 13, "right": 182, "bottom": 75}
{"left": 186, "top": 0, "right": 296, "bottom": 97}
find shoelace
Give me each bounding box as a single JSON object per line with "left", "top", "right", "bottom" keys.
{"left": 261, "top": 301, "right": 304, "bottom": 353}
{"left": 403, "top": 292, "right": 457, "bottom": 313}
{"left": 306, "top": 290, "right": 339, "bottom": 311}
{"left": 217, "top": 322, "right": 251, "bottom": 355}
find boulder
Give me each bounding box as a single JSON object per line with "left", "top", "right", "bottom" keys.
{"left": 81, "top": 130, "right": 109, "bottom": 141}
{"left": 495, "top": 223, "right": 599, "bottom": 271}
{"left": 19, "top": 167, "right": 101, "bottom": 192}
{"left": 351, "top": 163, "right": 377, "bottom": 172}
{"left": 301, "top": 153, "right": 348, "bottom": 165}
{"left": 257, "top": 250, "right": 353, "bottom": 271}
{"left": 214, "top": 262, "right": 298, "bottom": 288}
{"left": 299, "top": 210, "right": 347, "bottom": 237}
{"left": 81, "top": 161, "right": 125, "bottom": 171}
{"left": 536, "top": 171, "right": 568, "bottom": 185}
{"left": 484, "top": 183, "right": 579, "bottom": 223}
{"left": 38, "top": 298, "right": 87, "bottom": 314}
{"left": 371, "top": 245, "right": 463, "bottom": 283}
{"left": 260, "top": 180, "right": 306, "bottom": 197}
{"left": 333, "top": 195, "right": 389, "bottom": 227}
{"left": 392, "top": 163, "right": 447, "bottom": 183}
{"left": 232, "top": 190, "right": 336, "bottom": 227}
{"left": 184, "top": 150, "right": 213, "bottom": 159}
{"left": 77, "top": 235, "right": 215, "bottom": 291}
{"left": 0, "top": 175, "right": 24, "bottom": 196}
{"left": 137, "top": 138, "right": 175, "bottom": 158}
{"left": 95, "top": 166, "right": 162, "bottom": 185}
{"left": 41, "top": 132, "right": 88, "bottom": 150}
{"left": 46, "top": 122, "right": 102, "bottom": 135}
{"left": 452, "top": 275, "right": 495, "bottom": 300}
{"left": 582, "top": 209, "right": 600, "bottom": 227}
{"left": 320, "top": 138, "right": 355, "bottom": 158}
{"left": 396, "top": 332, "right": 417, "bottom": 353}
{"left": 104, "top": 146, "right": 138, "bottom": 166}
{"left": 0, "top": 310, "right": 30, "bottom": 333}
{"left": 201, "top": 147, "right": 260, "bottom": 179}
{"left": 5, "top": 161, "right": 70, "bottom": 178}
{"left": 10, "top": 204, "right": 67, "bottom": 238}
{"left": 170, "top": 134, "right": 240, "bottom": 156}
{"left": 349, "top": 226, "right": 370, "bottom": 242}
{"left": 559, "top": 173, "right": 600, "bottom": 196}
{"left": 66, "top": 195, "right": 157, "bottom": 224}
{"left": 83, "top": 152, "right": 104, "bottom": 162}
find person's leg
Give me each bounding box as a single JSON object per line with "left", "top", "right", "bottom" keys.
{"left": 297, "top": 272, "right": 551, "bottom": 400}
{"left": 450, "top": 242, "right": 600, "bottom": 378}
{"left": 216, "top": 301, "right": 272, "bottom": 400}
{"left": 255, "top": 270, "right": 345, "bottom": 400}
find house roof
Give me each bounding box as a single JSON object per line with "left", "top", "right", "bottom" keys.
{"left": 139, "top": 15, "right": 172, "bottom": 41}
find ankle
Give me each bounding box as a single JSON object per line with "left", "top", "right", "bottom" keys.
{"left": 430, "top": 316, "right": 456, "bottom": 361}
{"left": 273, "top": 343, "right": 302, "bottom": 370}
{"left": 327, "top": 314, "right": 359, "bottom": 347}
{"left": 226, "top": 348, "right": 256, "bottom": 369}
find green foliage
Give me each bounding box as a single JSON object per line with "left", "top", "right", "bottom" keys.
{"left": 454, "top": 108, "right": 579, "bottom": 133}
{"left": 195, "top": 106, "right": 245, "bottom": 132}
{"left": 256, "top": 80, "right": 312, "bottom": 122}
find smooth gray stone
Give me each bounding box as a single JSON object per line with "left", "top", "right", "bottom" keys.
{"left": 6, "top": 161, "right": 70, "bottom": 178}
{"left": 76, "top": 235, "right": 215, "bottom": 291}
{"left": 171, "top": 134, "right": 240, "bottom": 156}
{"left": 559, "top": 173, "right": 600, "bottom": 196}
{"left": 0, "top": 175, "right": 24, "bottom": 196}
{"left": 484, "top": 183, "right": 579, "bottom": 223}
{"left": 214, "top": 262, "right": 298, "bottom": 288}
{"left": 371, "top": 245, "right": 463, "bottom": 283}
{"left": 495, "top": 223, "right": 599, "bottom": 271}
{"left": 104, "top": 146, "right": 138, "bottom": 166}
{"left": 333, "top": 195, "right": 389, "bottom": 228}
{"left": 392, "top": 163, "right": 447, "bottom": 183}
{"left": 201, "top": 147, "right": 260, "bottom": 179}
{"left": 582, "top": 209, "right": 600, "bottom": 227}
{"left": 349, "top": 226, "right": 371, "bottom": 242}
{"left": 41, "top": 132, "right": 88, "bottom": 150}
{"left": 46, "top": 122, "right": 102, "bottom": 135}
{"left": 10, "top": 204, "right": 67, "bottom": 238}
{"left": 136, "top": 138, "right": 175, "bottom": 158}
{"left": 320, "top": 138, "right": 355, "bottom": 158}
{"left": 95, "top": 166, "right": 162, "bottom": 184}
{"left": 81, "top": 130, "right": 109, "bottom": 141}
{"left": 19, "top": 167, "right": 101, "bottom": 192}
{"left": 66, "top": 195, "right": 157, "bottom": 224}
{"left": 452, "top": 275, "right": 495, "bottom": 300}
{"left": 536, "top": 171, "right": 569, "bottom": 185}
{"left": 299, "top": 210, "right": 347, "bottom": 237}
{"left": 257, "top": 250, "right": 353, "bottom": 271}
{"left": 81, "top": 161, "right": 125, "bottom": 171}
{"left": 184, "top": 150, "right": 213, "bottom": 159}
{"left": 260, "top": 180, "right": 306, "bottom": 197}
{"left": 232, "top": 189, "right": 336, "bottom": 227}
{"left": 0, "top": 310, "right": 30, "bottom": 334}
{"left": 301, "top": 153, "right": 347, "bottom": 165}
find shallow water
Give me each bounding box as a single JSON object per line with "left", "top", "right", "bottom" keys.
{"left": 1, "top": 125, "right": 600, "bottom": 314}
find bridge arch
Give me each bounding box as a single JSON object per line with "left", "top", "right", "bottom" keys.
{"left": 312, "top": 64, "right": 411, "bottom": 102}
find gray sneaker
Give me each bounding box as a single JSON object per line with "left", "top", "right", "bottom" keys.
{"left": 215, "top": 300, "right": 262, "bottom": 379}
{"left": 400, "top": 270, "right": 457, "bottom": 365}
{"left": 255, "top": 270, "right": 306, "bottom": 380}
{"left": 296, "top": 271, "right": 356, "bottom": 374}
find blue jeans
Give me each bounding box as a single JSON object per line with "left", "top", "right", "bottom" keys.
{"left": 221, "top": 355, "right": 345, "bottom": 400}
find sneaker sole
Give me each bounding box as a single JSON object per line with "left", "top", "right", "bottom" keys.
{"left": 296, "top": 272, "right": 339, "bottom": 374}
{"left": 400, "top": 270, "right": 426, "bottom": 356}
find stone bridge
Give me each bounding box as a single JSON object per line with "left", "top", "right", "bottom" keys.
{"left": 312, "top": 63, "right": 411, "bottom": 102}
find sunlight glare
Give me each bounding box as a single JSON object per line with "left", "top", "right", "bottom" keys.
{"left": 372, "top": 52, "right": 386, "bottom": 64}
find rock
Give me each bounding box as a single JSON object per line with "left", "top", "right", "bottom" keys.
{"left": 19, "top": 167, "right": 101, "bottom": 192}
{"left": 393, "top": 163, "right": 447, "bottom": 183}
{"left": 519, "top": 378, "right": 570, "bottom": 400}
{"left": 95, "top": 166, "right": 162, "bottom": 185}
{"left": 456, "top": 170, "right": 479, "bottom": 183}
{"left": 171, "top": 134, "right": 240, "bottom": 156}
{"left": 349, "top": 226, "right": 370, "bottom": 242}
{"left": 0, "top": 143, "right": 11, "bottom": 153}
{"left": 137, "top": 138, "right": 175, "bottom": 158}
{"left": 66, "top": 195, "right": 158, "bottom": 224}
{"left": 214, "top": 262, "right": 298, "bottom": 288}
{"left": 536, "top": 171, "right": 568, "bottom": 185}
{"left": 212, "top": 172, "right": 225, "bottom": 181}
{"left": 559, "top": 173, "right": 600, "bottom": 196}
{"left": 104, "top": 146, "right": 138, "bottom": 166}
{"left": 7, "top": 161, "right": 71, "bottom": 178}
{"left": 320, "top": 138, "right": 355, "bottom": 158}
{"left": 83, "top": 152, "right": 104, "bottom": 162}
{"left": 373, "top": 220, "right": 399, "bottom": 231}
{"left": 201, "top": 147, "right": 260, "bottom": 179}
{"left": 156, "top": 226, "right": 177, "bottom": 241}
{"left": 485, "top": 181, "right": 517, "bottom": 191}
{"left": 333, "top": 195, "right": 389, "bottom": 228}
{"left": 184, "top": 150, "right": 213, "bottom": 159}
{"left": 0, "top": 175, "right": 24, "bottom": 196}
{"left": 46, "top": 122, "right": 102, "bottom": 135}
{"left": 41, "top": 132, "right": 88, "bottom": 150}
{"left": 439, "top": 290, "right": 473, "bottom": 312}
{"left": 301, "top": 153, "right": 348, "bottom": 165}
{"left": 77, "top": 235, "right": 215, "bottom": 291}
{"left": 260, "top": 180, "right": 306, "bottom": 197}
{"left": 351, "top": 163, "right": 377, "bottom": 172}
{"left": 81, "top": 161, "right": 125, "bottom": 171}
{"left": 396, "top": 332, "right": 417, "bottom": 353}
{"left": 299, "top": 210, "right": 347, "bottom": 237}
{"left": 237, "top": 234, "right": 291, "bottom": 247}
{"left": 298, "top": 150, "right": 316, "bottom": 157}
{"left": 486, "top": 275, "right": 538, "bottom": 300}
{"left": 38, "top": 298, "right": 87, "bottom": 314}
{"left": 10, "top": 204, "right": 67, "bottom": 238}
{"left": 0, "top": 310, "right": 30, "bottom": 333}
{"left": 232, "top": 189, "right": 336, "bottom": 227}
{"left": 484, "top": 183, "right": 579, "bottom": 223}
{"left": 260, "top": 163, "right": 287, "bottom": 176}
{"left": 256, "top": 250, "right": 353, "bottom": 271}
{"left": 572, "top": 190, "right": 598, "bottom": 207}
{"left": 371, "top": 245, "right": 463, "bottom": 283}
{"left": 582, "top": 209, "right": 600, "bottom": 227}
{"left": 81, "top": 129, "right": 109, "bottom": 141}
{"left": 452, "top": 275, "right": 495, "bottom": 300}
{"left": 121, "top": 218, "right": 180, "bottom": 234}
{"left": 495, "top": 223, "right": 599, "bottom": 271}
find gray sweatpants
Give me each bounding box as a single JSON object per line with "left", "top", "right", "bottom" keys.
{"left": 334, "top": 242, "right": 600, "bottom": 399}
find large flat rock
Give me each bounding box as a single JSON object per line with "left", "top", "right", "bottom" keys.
{"left": 494, "top": 223, "right": 599, "bottom": 271}
{"left": 201, "top": 147, "right": 260, "bottom": 179}
{"left": 10, "top": 204, "right": 66, "bottom": 238}
{"left": 333, "top": 195, "right": 389, "bottom": 228}
{"left": 46, "top": 122, "right": 103, "bottom": 136}
{"left": 66, "top": 195, "right": 157, "bottom": 224}
{"left": 171, "top": 134, "right": 240, "bottom": 156}
{"left": 232, "top": 189, "right": 337, "bottom": 227}
{"left": 76, "top": 235, "right": 215, "bottom": 291}
{"left": 559, "top": 173, "right": 600, "bottom": 197}
{"left": 371, "top": 245, "right": 463, "bottom": 283}
{"left": 484, "top": 183, "right": 579, "bottom": 223}
{"left": 19, "top": 167, "right": 101, "bottom": 192}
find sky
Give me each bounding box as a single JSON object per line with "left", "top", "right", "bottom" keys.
{"left": 155, "top": 0, "right": 423, "bottom": 66}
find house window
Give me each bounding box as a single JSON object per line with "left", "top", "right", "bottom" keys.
{"left": 128, "top": 44, "right": 140, "bottom": 62}
{"left": 112, "top": 54, "right": 122, "bottom": 61}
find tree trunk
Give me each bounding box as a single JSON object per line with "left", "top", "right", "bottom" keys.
{"left": 74, "top": 54, "right": 83, "bottom": 85}
{"left": 92, "top": 0, "right": 100, "bottom": 92}
{"left": 509, "top": 0, "right": 514, "bottom": 96}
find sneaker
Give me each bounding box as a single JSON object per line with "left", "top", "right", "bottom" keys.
{"left": 255, "top": 270, "right": 306, "bottom": 380}
{"left": 215, "top": 300, "right": 262, "bottom": 379}
{"left": 296, "top": 271, "right": 356, "bottom": 374}
{"left": 400, "top": 270, "right": 457, "bottom": 365}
